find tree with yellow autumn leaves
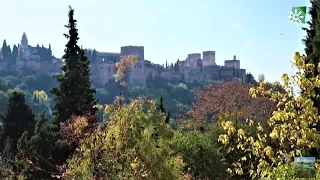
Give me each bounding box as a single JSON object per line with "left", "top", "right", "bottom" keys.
{"left": 59, "top": 98, "right": 186, "bottom": 180}
{"left": 217, "top": 0, "right": 320, "bottom": 179}
{"left": 218, "top": 52, "right": 320, "bottom": 179}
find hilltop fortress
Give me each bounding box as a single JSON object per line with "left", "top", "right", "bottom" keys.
{"left": 0, "top": 33, "right": 247, "bottom": 87}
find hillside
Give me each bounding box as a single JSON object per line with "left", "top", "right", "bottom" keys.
{"left": 0, "top": 67, "right": 257, "bottom": 123}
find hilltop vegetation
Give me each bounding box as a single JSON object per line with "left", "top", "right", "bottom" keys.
{"left": 2, "top": 1, "right": 320, "bottom": 180}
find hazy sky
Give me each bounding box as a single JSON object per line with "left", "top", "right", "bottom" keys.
{"left": 0, "top": 0, "right": 310, "bottom": 82}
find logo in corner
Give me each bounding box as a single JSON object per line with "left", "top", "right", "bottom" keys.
{"left": 289, "top": 6, "right": 307, "bottom": 24}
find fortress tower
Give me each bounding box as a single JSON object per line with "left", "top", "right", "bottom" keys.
{"left": 202, "top": 51, "right": 215, "bottom": 66}
{"left": 120, "top": 45, "right": 146, "bottom": 86}
{"left": 187, "top": 53, "right": 201, "bottom": 67}
{"left": 224, "top": 55, "right": 240, "bottom": 69}
{"left": 19, "top": 32, "right": 30, "bottom": 59}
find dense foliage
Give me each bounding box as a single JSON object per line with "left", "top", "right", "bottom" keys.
{"left": 61, "top": 98, "right": 185, "bottom": 179}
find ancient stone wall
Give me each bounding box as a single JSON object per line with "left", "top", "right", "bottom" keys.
{"left": 202, "top": 65, "right": 220, "bottom": 80}
{"left": 224, "top": 60, "right": 240, "bottom": 69}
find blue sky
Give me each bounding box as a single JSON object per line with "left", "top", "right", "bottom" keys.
{"left": 0, "top": 0, "right": 310, "bottom": 82}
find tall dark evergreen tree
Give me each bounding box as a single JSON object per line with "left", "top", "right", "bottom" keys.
{"left": 12, "top": 44, "right": 18, "bottom": 61}
{"left": 166, "top": 59, "right": 168, "bottom": 69}
{"left": 1, "top": 40, "right": 9, "bottom": 60}
{"left": 174, "top": 63, "right": 178, "bottom": 72}
{"left": 51, "top": 6, "right": 98, "bottom": 126}
{"left": 48, "top": 44, "right": 52, "bottom": 58}
{"left": 6, "top": 45, "right": 11, "bottom": 61}
{"left": 245, "top": 72, "right": 256, "bottom": 84}
{"left": 303, "top": 0, "right": 318, "bottom": 58}
{"left": 92, "top": 49, "right": 97, "bottom": 62}
{"left": 26, "top": 112, "right": 56, "bottom": 179}
{"left": 0, "top": 90, "right": 35, "bottom": 152}
{"left": 156, "top": 96, "right": 170, "bottom": 124}
{"left": 2, "top": 39, "right": 7, "bottom": 49}
{"left": 157, "top": 96, "right": 166, "bottom": 113}
{"left": 302, "top": 0, "right": 320, "bottom": 158}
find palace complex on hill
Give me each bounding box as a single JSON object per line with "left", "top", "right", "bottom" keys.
{"left": 0, "top": 33, "right": 247, "bottom": 87}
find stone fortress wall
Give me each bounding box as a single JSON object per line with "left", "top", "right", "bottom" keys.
{"left": 90, "top": 45, "right": 247, "bottom": 86}
{"left": 0, "top": 33, "right": 247, "bottom": 87}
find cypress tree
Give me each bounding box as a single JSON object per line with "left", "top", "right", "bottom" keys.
{"left": 156, "top": 96, "right": 170, "bottom": 124}
{"left": 303, "top": 0, "right": 318, "bottom": 58}
{"left": 12, "top": 44, "right": 18, "bottom": 61}
{"left": 1, "top": 40, "right": 9, "bottom": 60}
{"left": 0, "top": 90, "right": 35, "bottom": 152}
{"left": 157, "top": 96, "right": 166, "bottom": 113}
{"left": 245, "top": 73, "right": 256, "bottom": 84}
{"left": 302, "top": 0, "right": 320, "bottom": 158}
{"left": 51, "top": 6, "right": 98, "bottom": 126}
{"left": 92, "top": 49, "right": 97, "bottom": 62}
{"left": 6, "top": 45, "right": 11, "bottom": 61}
{"left": 48, "top": 44, "right": 52, "bottom": 59}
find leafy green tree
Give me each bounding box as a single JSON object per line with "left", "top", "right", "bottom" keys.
{"left": 245, "top": 72, "right": 257, "bottom": 84}
{"left": 61, "top": 98, "right": 185, "bottom": 179}
{"left": 173, "top": 124, "right": 227, "bottom": 179}
{"left": 128, "top": 86, "right": 149, "bottom": 99}
{"left": 32, "top": 90, "right": 49, "bottom": 116}
{"left": 51, "top": 6, "right": 98, "bottom": 126}
{"left": 26, "top": 112, "right": 58, "bottom": 179}
{"left": 0, "top": 78, "right": 8, "bottom": 92}
{"left": 0, "top": 90, "right": 35, "bottom": 152}
{"left": 1, "top": 112, "right": 58, "bottom": 180}
{"left": 0, "top": 138, "right": 26, "bottom": 179}
{"left": 114, "top": 55, "right": 137, "bottom": 106}
{"left": 35, "top": 73, "right": 58, "bottom": 92}
{"left": 95, "top": 88, "right": 111, "bottom": 105}
{"left": 0, "top": 90, "right": 8, "bottom": 112}
{"left": 23, "top": 75, "right": 38, "bottom": 91}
